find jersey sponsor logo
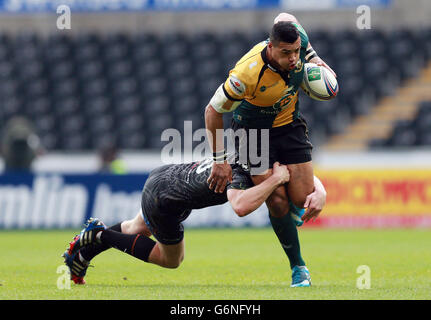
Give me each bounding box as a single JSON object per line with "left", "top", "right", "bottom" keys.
{"left": 259, "top": 108, "right": 278, "bottom": 115}
{"left": 228, "top": 75, "right": 245, "bottom": 96}
{"left": 273, "top": 91, "right": 295, "bottom": 112}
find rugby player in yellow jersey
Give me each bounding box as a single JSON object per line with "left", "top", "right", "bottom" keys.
{"left": 204, "top": 13, "right": 335, "bottom": 287}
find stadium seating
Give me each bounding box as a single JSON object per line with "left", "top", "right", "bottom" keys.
{"left": 371, "top": 101, "right": 431, "bottom": 148}
{"left": 0, "top": 27, "right": 430, "bottom": 151}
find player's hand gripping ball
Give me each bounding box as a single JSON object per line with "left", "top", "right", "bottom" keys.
{"left": 301, "top": 63, "right": 339, "bottom": 101}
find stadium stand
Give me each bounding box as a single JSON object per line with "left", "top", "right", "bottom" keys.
{"left": 325, "top": 56, "right": 431, "bottom": 151}
{"left": 371, "top": 100, "right": 431, "bottom": 148}
{"left": 0, "top": 27, "right": 430, "bottom": 151}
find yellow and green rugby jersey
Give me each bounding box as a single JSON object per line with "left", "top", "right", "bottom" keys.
{"left": 223, "top": 23, "right": 309, "bottom": 129}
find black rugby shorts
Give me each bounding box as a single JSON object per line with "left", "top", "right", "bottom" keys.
{"left": 140, "top": 166, "right": 191, "bottom": 245}
{"left": 231, "top": 116, "right": 313, "bottom": 174}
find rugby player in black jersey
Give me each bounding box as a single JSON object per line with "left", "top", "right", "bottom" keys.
{"left": 63, "top": 157, "right": 326, "bottom": 285}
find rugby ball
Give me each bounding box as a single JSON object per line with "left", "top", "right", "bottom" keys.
{"left": 301, "top": 63, "right": 338, "bottom": 101}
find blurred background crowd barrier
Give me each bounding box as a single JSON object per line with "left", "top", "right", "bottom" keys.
{"left": 0, "top": 0, "right": 430, "bottom": 228}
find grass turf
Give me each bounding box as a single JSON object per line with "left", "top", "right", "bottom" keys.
{"left": 0, "top": 228, "right": 430, "bottom": 300}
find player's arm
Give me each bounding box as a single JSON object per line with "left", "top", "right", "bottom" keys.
{"left": 301, "top": 175, "right": 327, "bottom": 223}
{"left": 307, "top": 49, "right": 337, "bottom": 78}
{"left": 204, "top": 75, "right": 246, "bottom": 193}
{"left": 229, "top": 170, "right": 326, "bottom": 220}
{"left": 274, "top": 12, "right": 337, "bottom": 77}
{"left": 227, "top": 162, "right": 290, "bottom": 217}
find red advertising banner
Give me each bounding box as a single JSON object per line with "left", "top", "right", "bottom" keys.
{"left": 311, "top": 169, "right": 431, "bottom": 228}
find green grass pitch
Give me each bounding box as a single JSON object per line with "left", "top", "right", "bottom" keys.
{"left": 0, "top": 228, "right": 430, "bottom": 300}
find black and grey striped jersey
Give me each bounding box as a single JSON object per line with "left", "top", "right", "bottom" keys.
{"left": 147, "top": 158, "right": 254, "bottom": 211}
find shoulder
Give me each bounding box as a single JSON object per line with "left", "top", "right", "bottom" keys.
{"left": 225, "top": 41, "right": 267, "bottom": 95}
{"left": 233, "top": 42, "right": 267, "bottom": 77}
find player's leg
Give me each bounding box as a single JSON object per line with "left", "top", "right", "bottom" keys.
{"left": 74, "top": 170, "right": 160, "bottom": 264}
{"left": 81, "top": 227, "right": 184, "bottom": 269}
{"left": 120, "top": 209, "right": 152, "bottom": 236}
{"left": 91, "top": 181, "right": 190, "bottom": 269}
{"left": 99, "top": 170, "right": 189, "bottom": 269}
{"left": 89, "top": 214, "right": 186, "bottom": 269}
{"left": 77, "top": 210, "right": 152, "bottom": 263}
{"left": 252, "top": 172, "right": 306, "bottom": 270}
{"left": 270, "top": 118, "right": 313, "bottom": 287}
{"left": 285, "top": 161, "right": 314, "bottom": 209}
{"left": 64, "top": 171, "right": 159, "bottom": 283}
{"left": 64, "top": 214, "right": 184, "bottom": 283}
{"left": 63, "top": 219, "right": 126, "bottom": 284}
{"left": 148, "top": 240, "right": 185, "bottom": 269}
{"left": 81, "top": 169, "right": 160, "bottom": 261}
{"left": 96, "top": 227, "right": 157, "bottom": 263}
{"left": 266, "top": 175, "right": 313, "bottom": 287}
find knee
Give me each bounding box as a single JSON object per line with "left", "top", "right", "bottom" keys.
{"left": 267, "top": 194, "right": 289, "bottom": 218}
{"left": 123, "top": 217, "right": 147, "bottom": 235}
{"left": 165, "top": 254, "right": 184, "bottom": 269}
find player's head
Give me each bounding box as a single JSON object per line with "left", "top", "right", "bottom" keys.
{"left": 268, "top": 21, "right": 301, "bottom": 71}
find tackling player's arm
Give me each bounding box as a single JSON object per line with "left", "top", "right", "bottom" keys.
{"left": 302, "top": 175, "right": 327, "bottom": 222}
{"left": 274, "top": 12, "right": 336, "bottom": 77}
{"left": 228, "top": 168, "right": 327, "bottom": 220}
{"left": 227, "top": 162, "right": 290, "bottom": 217}
{"left": 204, "top": 74, "right": 247, "bottom": 193}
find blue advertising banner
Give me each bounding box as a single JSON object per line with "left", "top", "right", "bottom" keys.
{"left": 280, "top": 0, "right": 392, "bottom": 10}
{"left": 0, "top": 0, "right": 280, "bottom": 12}
{"left": 0, "top": 0, "right": 392, "bottom": 12}
{"left": 0, "top": 173, "right": 270, "bottom": 229}
{"left": 336, "top": 0, "right": 391, "bottom": 7}
{"left": 0, "top": 173, "right": 146, "bottom": 229}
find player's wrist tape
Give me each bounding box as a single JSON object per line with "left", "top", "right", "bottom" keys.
{"left": 305, "top": 47, "right": 318, "bottom": 61}
{"left": 213, "top": 150, "right": 227, "bottom": 162}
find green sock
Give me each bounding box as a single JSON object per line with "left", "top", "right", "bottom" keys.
{"left": 269, "top": 212, "right": 306, "bottom": 269}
